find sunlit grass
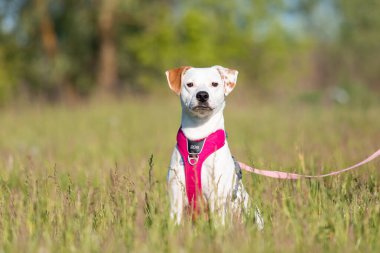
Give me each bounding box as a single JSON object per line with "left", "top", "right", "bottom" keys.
{"left": 0, "top": 94, "right": 379, "bottom": 252}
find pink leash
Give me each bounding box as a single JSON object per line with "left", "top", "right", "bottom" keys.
{"left": 238, "top": 149, "right": 380, "bottom": 179}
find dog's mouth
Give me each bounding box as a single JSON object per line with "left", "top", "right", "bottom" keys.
{"left": 192, "top": 105, "right": 213, "bottom": 112}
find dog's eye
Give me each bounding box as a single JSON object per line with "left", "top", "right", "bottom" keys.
{"left": 212, "top": 82, "right": 219, "bottom": 87}
{"left": 186, "top": 82, "right": 194, "bottom": 88}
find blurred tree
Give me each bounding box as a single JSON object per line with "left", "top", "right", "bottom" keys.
{"left": 338, "top": 0, "right": 380, "bottom": 89}
{"left": 97, "top": 0, "right": 118, "bottom": 92}
{"left": 289, "top": 0, "right": 380, "bottom": 93}
{"left": 14, "top": 0, "right": 99, "bottom": 99}
{"left": 0, "top": 47, "right": 14, "bottom": 104}
{"left": 36, "top": 0, "right": 57, "bottom": 59}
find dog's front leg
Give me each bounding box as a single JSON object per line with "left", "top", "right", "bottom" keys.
{"left": 167, "top": 148, "right": 186, "bottom": 224}
{"left": 167, "top": 169, "right": 185, "bottom": 224}
{"left": 203, "top": 172, "right": 230, "bottom": 225}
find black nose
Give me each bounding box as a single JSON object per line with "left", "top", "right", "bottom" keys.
{"left": 196, "top": 91, "right": 209, "bottom": 102}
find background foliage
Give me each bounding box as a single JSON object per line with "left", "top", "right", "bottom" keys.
{"left": 0, "top": 0, "right": 379, "bottom": 103}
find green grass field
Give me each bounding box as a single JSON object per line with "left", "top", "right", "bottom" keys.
{"left": 0, "top": 94, "right": 379, "bottom": 253}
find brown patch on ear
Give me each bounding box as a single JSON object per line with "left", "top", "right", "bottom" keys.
{"left": 214, "top": 65, "right": 238, "bottom": 96}
{"left": 226, "top": 81, "right": 236, "bottom": 91}
{"left": 165, "top": 66, "right": 192, "bottom": 95}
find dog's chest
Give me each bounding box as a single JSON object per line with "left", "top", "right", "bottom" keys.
{"left": 196, "top": 144, "right": 236, "bottom": 196}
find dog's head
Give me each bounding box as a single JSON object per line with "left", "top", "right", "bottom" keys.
{"left": 165, "top": 66, "right": 238, "bottom": 118}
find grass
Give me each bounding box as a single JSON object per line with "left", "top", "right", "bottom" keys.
{"left": 0, "top": 93, "right": 379, "bottom": 253}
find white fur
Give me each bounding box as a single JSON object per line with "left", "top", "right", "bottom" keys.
{"left": 166, "top": 66, "right": 263, "bottom": 228}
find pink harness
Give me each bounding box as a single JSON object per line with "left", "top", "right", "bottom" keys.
{"left": 176, "top": 128, "right": 379, "bottom": 212}
{"left": 176, "top": 128, "right": 225, "bottom": 211}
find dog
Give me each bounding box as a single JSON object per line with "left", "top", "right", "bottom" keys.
{"left": 165, "top": 65, "right": 264, "bottom": 228}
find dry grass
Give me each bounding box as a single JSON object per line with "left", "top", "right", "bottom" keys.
{"left": 0, "top": 94, "right": 379, "bottom": 252}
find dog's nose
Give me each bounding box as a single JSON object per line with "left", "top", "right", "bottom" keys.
{"left": 196, "top": 91, "right": 209, "bottom": 102}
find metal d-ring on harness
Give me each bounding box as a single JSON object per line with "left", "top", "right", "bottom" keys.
{"left": 232, "top": 156, "right": 243, "bottom": 201}
{"left": 188, "top": 154, "right": 199, "bottom": 166}
{"left": 187, "top": 138, "right": 206, "bottom": 166}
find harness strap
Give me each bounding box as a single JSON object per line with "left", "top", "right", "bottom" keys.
{"left": 176, "top": 129, "right": 225, "bottom": 211}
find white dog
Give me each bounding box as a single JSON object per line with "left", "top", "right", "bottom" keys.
{"left": 166, "top": 65, "right": 263, "bottom": 228}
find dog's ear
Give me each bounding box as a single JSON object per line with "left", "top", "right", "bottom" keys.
{"left": 213, "top": 65, "right": 238, "bottom": 96}
{"left": 165, "top": 66, "right": 192, "bottom": 95}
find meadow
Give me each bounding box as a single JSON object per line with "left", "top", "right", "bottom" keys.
{"left": 0, "top": 93, "right": 379, "bottom": 253}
